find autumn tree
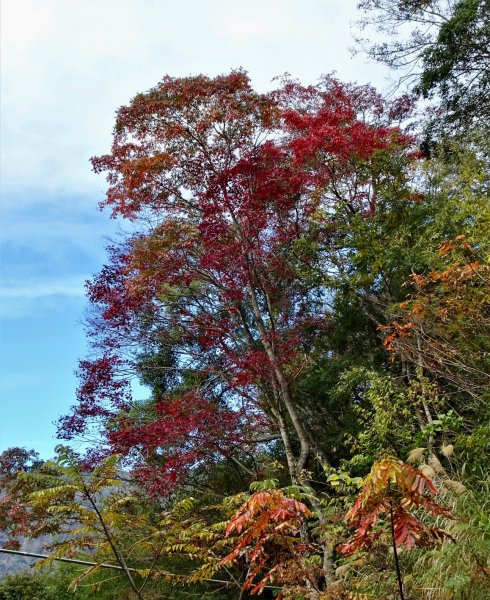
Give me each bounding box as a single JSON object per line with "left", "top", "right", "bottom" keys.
{"left": 0, "top": 448, "right": 43, "bottom": 549}
{"left": 1, "top": 67, "right": 488, "bottom": 599}
{"left": 59, "top": 71, "right": 418, "bottom": 495}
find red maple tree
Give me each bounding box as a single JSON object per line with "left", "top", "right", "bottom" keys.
{"left": 59, "top": 71, "right": 417, "bottom": 492}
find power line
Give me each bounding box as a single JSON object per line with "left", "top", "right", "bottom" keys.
{"left": 0, "top": 548, "right": 282, "bottom": 590}
{"left": 1, "top": 548, "right": 129, "bottom": 571}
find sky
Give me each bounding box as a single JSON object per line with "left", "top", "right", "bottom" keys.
{"left": 0, "top": 0, "right": 389, "bottom": 458}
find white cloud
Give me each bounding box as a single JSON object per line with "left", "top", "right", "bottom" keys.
{"left": 0, "top": 0, "right": 389, "bottom": 201}
{"left": 216, "top": 0, "right": 293, "bottom": 39}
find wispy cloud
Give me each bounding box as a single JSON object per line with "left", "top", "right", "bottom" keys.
{"left": 0, "top": 275, "right": 88, "bottom": 318}
{"left": 0, "top": 277, "right": 87, "bottom": 300}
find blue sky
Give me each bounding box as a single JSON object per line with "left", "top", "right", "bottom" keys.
{"left": 0, "top": 0, "right": 389, "bottom": 458}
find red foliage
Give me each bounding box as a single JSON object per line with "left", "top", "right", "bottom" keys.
{"left": 58, "top": 355, "right": 132, "bottom": 441}
{"left": 0, "top": 448, "right": 41, "bottom": 545}
{"left": 339, "top": 458, "right": 452, "bottom": 556}
{"left": 108, "top": 392, "right": 248, "bottom": 495}
{"left": 61, "top": 71, "right": 418, "bottom": 492}
{"left": 223, "top": 490, "right": 314, "bottom": 595}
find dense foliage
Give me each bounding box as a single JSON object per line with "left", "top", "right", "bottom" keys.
{"left": 355, "top": 0, "right": 490, "bottom": 133}
{"left": 1, "top": 11, "right": 489, "bottom": 598}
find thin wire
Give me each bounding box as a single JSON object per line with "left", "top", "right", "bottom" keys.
{"left": 0, "top": 548, "right": 282, "bottom": 590}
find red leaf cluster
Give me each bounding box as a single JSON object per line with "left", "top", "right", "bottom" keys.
{"left": 339, "top": 458, "right": 452, "bottom": 556}
{"left": 223, "top": 490, "right": 313, "bottom": 595}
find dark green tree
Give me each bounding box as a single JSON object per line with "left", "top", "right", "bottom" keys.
{"left": 356, "top": 0, "right": 490, "bottom": 132}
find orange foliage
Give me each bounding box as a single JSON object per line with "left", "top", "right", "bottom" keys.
{"left": 340, "top": 458, "right": 452, "bottom": 556}
{"left": 378, "top": 235, "right": 489, "bottom": 393}
{"left": 222, "top": 490, "right": 314, "bottom": 596}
